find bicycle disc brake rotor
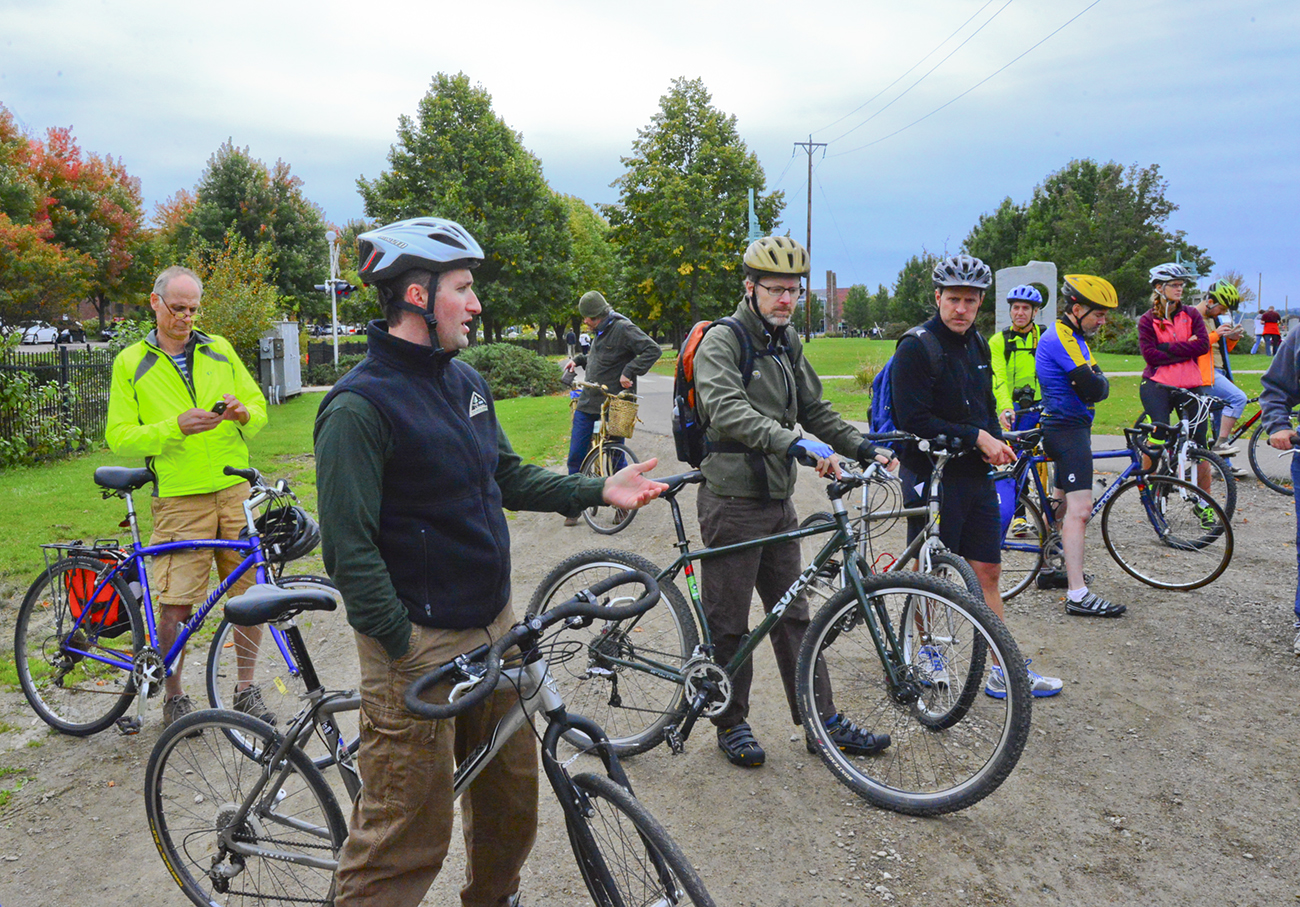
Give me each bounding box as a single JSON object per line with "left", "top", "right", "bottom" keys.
{"left": 682, "top": 658, "right": 731, "bottom": 718}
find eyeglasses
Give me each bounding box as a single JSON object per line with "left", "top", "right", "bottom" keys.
{"left": 756, "top": 282, "right": 802, "bottom": 301}
{"left": 158, "top": 296, "right": 201, "bottom": 320}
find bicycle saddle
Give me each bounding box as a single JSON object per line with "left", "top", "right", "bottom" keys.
{"left": 94, "top": 466, "right": 155, "bottom": 491}
{"left": 225, "top": 583, "right": 338, "bottom": 626}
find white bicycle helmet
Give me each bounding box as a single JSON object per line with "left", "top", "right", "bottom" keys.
{"left": 1148, "top": 262, "right": 1195, "bottom": 286}
{"left": 932, "top": 254, "right": 992, "bottom": 290}
{"left": 357, "top": 217, "right": 483, "bottom": 285}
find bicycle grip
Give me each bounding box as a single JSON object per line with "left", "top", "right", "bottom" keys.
{"left": 223, "top": 465, "right": 262, "bottom": 485}
{"left": 405, "top": 643, "right": 501, "bottom": 720}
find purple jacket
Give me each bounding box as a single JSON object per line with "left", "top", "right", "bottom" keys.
{"left": 1138, "top": 306, "right": 1209, "bottom": 381}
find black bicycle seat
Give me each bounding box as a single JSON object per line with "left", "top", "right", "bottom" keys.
{"left": 225, "top": 583, "right": 338, "bottom": 626}
{"left": 94, "top": 466, "right": 155, "bottom": 492}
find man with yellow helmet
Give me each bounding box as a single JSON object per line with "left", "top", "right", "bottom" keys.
{"left": 1034, "top": 274, "right": 1125, "bottom": 617}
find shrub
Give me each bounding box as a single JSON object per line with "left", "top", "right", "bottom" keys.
{"left": 302, "top": 353, "right": 365, "bottom": 387}
{"left": 883, "top": 321, "right": 913, "bottom": 340}
{"left": 459, "top": 343, "right": 563, "bottom": 399}
{"left": 0, "top": 338, "right": 83, "bottom": 467}
{"left": 853, "top": 361, "right": 881, "bottom": 391}
{"left": 1093, "top": 309, "right": 1140, "bottom": 354}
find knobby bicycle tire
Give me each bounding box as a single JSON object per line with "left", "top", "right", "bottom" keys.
{"left": 1248, "top": 420, "right": 1295, "bottom": 496}
{"left": 145, "top": 709, "right": 348, "bottom": 907}
{"left": 14, "top": 555, "right": 144, "bottom": 736}
{"left": 564, "top": 772, "right": 715, "bottom": 907}
{"left": 204, "top": 575, "right": 359, "bottom": 769}
{"left": 796, "top": 572, "right": 1031, "bottom": 816}
{"left": 1101, "top": 474, "right": 1234, "bottom": 590}
{"left": 579, "top": 442, "right": 639, "bottom": 534}
{"left": 526, "top": 549, "right": 697, "bottom": 755}
{"left": 999, "top": 494, "right": 1047, "bottom": 601}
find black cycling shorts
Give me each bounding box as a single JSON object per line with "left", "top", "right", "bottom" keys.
{"left": 901, "top": 470, "right": 1002, "bottom": 565}
{"left": 1042, "top": 425, "right": 1093, "bottom": 493}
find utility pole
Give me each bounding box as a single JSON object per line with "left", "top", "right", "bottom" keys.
{"left": 794, "top": 135, "right": 826, "bottom": 342}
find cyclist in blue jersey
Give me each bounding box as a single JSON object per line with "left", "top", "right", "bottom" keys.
{"left": 1035, "top": 275, "right": 1126, "bottom": 617}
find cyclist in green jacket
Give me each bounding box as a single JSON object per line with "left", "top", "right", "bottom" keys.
{"left": 990, "top": 284, "right": 1044, "bottom": 431}
{"left": 105, "top": 265, "right": 270, "bottom": 728}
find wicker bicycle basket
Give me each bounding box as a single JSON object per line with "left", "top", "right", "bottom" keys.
{"left": 606, "top": 397, "right": 639, "bottom": 438}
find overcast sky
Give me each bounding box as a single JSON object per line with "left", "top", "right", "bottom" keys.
{"left": 3, "top": 0, "right": 1297, "bottom": 309}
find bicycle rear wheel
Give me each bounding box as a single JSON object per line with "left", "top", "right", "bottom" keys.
{"left": 796, "top": 573, "right": 1031, "bottom": 816}
{"left": 580, "top": 442, "right": 639, "bottom": 534}
{"left": 1248, "top": 420, "right": 1295, "bottom": 496}
{"left": 565, "top": 772, "right": 715, "bottom": 906}
{"left": 1101, "top": 475, "right": 1233, "bottom": 590}
{"left": 14, "top": 556, "right": 143, "bottom": 736}
{"left": 145, "top": 709, "right": 347, "bottom": 907}
{"left": 205, "top": 575, "right": 359, "bottom": 769}
{"left": 1172, "top": 446, "right": 1237, "bottom": 520}
{"left": 999, "top": 494, "right": 1046, "bottom": 600}
{"left": 526, "top": 550, "right": 697, "bottom": 755}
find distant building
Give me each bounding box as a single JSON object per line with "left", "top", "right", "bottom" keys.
{"left": 811, "top": 287, "right": 850, "bottom": 328}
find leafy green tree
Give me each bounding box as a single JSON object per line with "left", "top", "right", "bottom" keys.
{"left": 842, "top": 284, "right": 872, "bottom": 330}
{"left": 185, "top": 232, "right": 280, "bottom": 373}
{"left": 177, "top": 141, "right": 328, "bottom": 313}
{"left": 0, "top": 214, "right": 91, "bottom": 324}
{"left": 870, "top": 284, "right": 891, "bottom": 329}
{"left": 890, "top": 252, "right": 940, "bottom": 325}
{"left": 550, "top": 195, "right": 621, "bottom": 344}
{"left": 358, "top": 72, "right": 573, "bottom": 343}
{"left": 794, "top": 292, "right": 824, "bottom": 335}
{"left": 604, "top": 77, "right": 783, "bottom": 342}
{"left": 963, "top": 159, "right": 1212, "bottom": 311}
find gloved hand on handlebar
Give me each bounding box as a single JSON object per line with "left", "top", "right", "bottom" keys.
{"left": 789, "top": 438, "right": 841, "bottom": 478}
{"left": 857, "top": 442, "right": 898, "bottom": 471}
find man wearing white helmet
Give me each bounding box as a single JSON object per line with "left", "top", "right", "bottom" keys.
{"left": 314, "top": 217, "right": 666, "bottom": 907}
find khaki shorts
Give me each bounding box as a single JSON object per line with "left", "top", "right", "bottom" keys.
{"left": 149, "top": 481, "right": 254, "bottom": 607}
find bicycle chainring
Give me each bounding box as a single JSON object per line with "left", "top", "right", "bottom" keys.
{"left": 682, "top": 658, "right": 731, "bottom": 718}
{"left": 131, "top": 647, "right": 165, "bottom": 695}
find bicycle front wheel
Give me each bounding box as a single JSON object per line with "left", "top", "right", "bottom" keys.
{"left": 999, "top": 494, "right": 1046, "bottom": 600}
{"left": 796, "top": 573, "right": 1031, "bottom": 816}
{"left": 14, "top": 556, "right": 143, "bottom": 736}
{"left": 145, "top": 709, "right": 348, "bottom": 907}
{"left": 205, "top": 575, "right": 360, "bottom": 768}
{"left": 527, "top": 550, "right": 697, "bottom": 755}
{"left": 565, "top": 772, "right": 715, "bottom": 907}
{"left": 1101, "top": 475, "right": 1234, "bottom": 590}
{"left": 1248, "top": 420, "right": 1295, "bottom": 496}
{"left": 580, "top": 442, "right": 639, "bottom": 534}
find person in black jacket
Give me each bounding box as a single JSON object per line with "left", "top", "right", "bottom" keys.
{"left": 892, "top": 254, "right": 1063, "bottom": 699}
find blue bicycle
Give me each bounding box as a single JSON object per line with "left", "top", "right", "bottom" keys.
{"left": 13, "top": 464, "right": 357, "bottom": 753}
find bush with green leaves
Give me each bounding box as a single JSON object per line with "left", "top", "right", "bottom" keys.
{"left": 1093, "top": 308, "right": 1139, "bottom": 354}
{"left": 459, "top": 343, "right": 562, "bottom": 399}
{"left": 0, "top": 337, "right": 83, "bottom": 467}
{"left": 302, "top": 353, "right": 365, "bottom": 387}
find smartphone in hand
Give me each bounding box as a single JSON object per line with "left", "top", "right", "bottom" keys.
{"left": 211, "top": 401, "right": 228, "bottom": 416}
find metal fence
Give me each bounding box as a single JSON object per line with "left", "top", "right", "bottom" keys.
{"left": 0, "top": 346, "right": 114, "bottom": 455}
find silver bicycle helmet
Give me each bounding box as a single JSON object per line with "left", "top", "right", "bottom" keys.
{"left": 1148, "top": 262, "right": 1195, "bottom": 286}
{"left": 356, "top": 217, "right": 484, "bottom": 285}
{"left": 932, "top": 254, "right": 993, "bottom": 290}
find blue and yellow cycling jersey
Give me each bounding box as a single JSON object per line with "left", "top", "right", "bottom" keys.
{"left": 1035, "top": 320, "right": 1109, "bottom": 427}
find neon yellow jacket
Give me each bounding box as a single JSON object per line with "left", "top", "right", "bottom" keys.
{"left": 989, "top": 323, "right": 1042, "bottom": 416}
{"left": 106, "top": 329, "right": 267, "bottom": 497}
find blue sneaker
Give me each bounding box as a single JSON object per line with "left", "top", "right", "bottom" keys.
{"left": 915, "top": 644, "right": 950, "bottom": 686}
{"left": 985, "top": 659, "right": 1063, "bottom": 699}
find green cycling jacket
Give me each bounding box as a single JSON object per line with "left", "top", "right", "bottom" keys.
{"left": 105, "top": 329, "right": 267, "bottom": 496}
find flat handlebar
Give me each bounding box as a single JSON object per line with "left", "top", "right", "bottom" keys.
{"left": 404, "top": 570, "right": 660, "bottom": 720}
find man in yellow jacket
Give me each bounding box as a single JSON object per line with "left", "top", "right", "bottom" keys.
{"left": 105, "top": 265, "right": 269, "bottom": 727}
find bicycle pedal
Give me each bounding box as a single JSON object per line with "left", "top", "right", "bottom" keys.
{"left": 665, "top": 725, "right": 684, "bottom": 755}
{"left": 116, "top": 716, "right": 143, "bottom": 736}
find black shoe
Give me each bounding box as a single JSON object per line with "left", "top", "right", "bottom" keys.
{"left": 1065, "top": 591, "right": 1126, "bottom": 617}
{"left": 1036, "top": 569, "right": 1092, "bottom": 590}
{"left": 717, "top": 722, "right": 765, "bottom": 767}
{"left": 808, "top": 714, "right": 890, "bottom": 756}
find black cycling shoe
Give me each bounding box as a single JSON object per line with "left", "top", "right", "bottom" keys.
{"left": 1036, "top": 569, "right": 1092, "bottom": 590}
{"left": 808, "top": 714, "right": 890, "bottom": 756}
{"left": 717, "top": 722, "right": 765, "bottom": 767}
{"left": 1065, "top": 591, "right": 1126, "bottom": 617}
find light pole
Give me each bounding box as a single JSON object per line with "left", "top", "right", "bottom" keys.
{"left": 326, "top": 230, "right": 340, "bottom": 367}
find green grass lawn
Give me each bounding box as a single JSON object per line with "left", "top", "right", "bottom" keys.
{"left": 0, "top": 391, "right": 573, "bottom": 583}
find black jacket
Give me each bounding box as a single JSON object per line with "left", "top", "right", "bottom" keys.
{"left": 891, "top": 314, "right": 1002, "bottom": 478}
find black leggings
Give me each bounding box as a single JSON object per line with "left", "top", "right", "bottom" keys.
{"left": 1139, "top": 379, "right": 1209, "bottom": 446}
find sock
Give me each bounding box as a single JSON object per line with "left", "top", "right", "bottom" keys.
{"left": 1067, "top": 586, "right": 1089, "bottom": 602}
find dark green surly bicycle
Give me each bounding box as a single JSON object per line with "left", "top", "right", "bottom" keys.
{"left": 528, "top": 436, "right": 1033, "bottom": 816}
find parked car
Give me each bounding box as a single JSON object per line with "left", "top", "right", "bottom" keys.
{"left": 21, "top": 323, "right": 59, "bottom": 344}
{"left": 58, "top": 325, "right": 86, "bottom": 343}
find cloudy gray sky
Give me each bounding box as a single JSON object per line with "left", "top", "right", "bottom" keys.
{"left": 3, "top": 0, "right": 1297, "bottom": 308}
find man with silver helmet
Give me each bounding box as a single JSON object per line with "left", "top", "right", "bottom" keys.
{"left": 313, "top": 217, "right": 665, "bottom": 907}
{"left": 692, "top": 234, "right": 893, "bottom": 769}
{"left": 892, "top": 253, "right": 1064, "bottom": 698}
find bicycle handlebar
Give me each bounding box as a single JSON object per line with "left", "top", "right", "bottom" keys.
{"left": 575, "top": 380, "right": 638, "bottom": 401}
{"left": 403, "top": 570, "right": 660, "bottom": 720}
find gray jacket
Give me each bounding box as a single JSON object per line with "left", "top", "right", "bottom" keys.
{"left": 573, "top": 312, "right": 661, "bottom": 414}
{"left": 695, "top": 300, "right": 865, "bottom": 499}
{"left": 1260, "top": 323, "right": 1300, "bottom": 434}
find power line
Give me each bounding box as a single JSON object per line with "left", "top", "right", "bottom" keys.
{"left": 812, "top": 0, "right": 999, "bottom": 136}
{"left": 814, "top": 172, "right": 853, "bottom": 259}
{"left": 824, "top": 0, "right": 1015, "bottom": 145}
{"left": 828, "top": 0, "right": 1103, "bottom": 160}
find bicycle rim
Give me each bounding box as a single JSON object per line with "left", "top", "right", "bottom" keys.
{"left": 797, "top": 574, "right": 1031, "bottom": 816}
{"left": 580, "top": 443, "right": 639, "bottom": 534}
{"left": 14, "top": 556, "right": 142, "bottom": 736}
{"left": 526, "top": 550, "right": 697, "bottom": 755}
{"left": 145, "top": 709, "right": 347, "bottom": 907}
{"left": 1102, "top": 475, "right": 1234, "bottom": 590}
{"left": 565, "top": 772, "right": 715, "bottom": 906}
{"left": 205, "top": 576, "right": 359, "bottom": 769}
{"left": 1248, "top": 421, "right": 1295, "bottom": 496}
{"left": 1174, "top": 447, "right": 1237, "bottom": 520}
{"left": 999, "top": 494, "right": 1046, "bottom": 601}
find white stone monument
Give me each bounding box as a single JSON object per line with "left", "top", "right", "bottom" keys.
{"left": 994, "top": 261, "right": 1058, "bottom": 331}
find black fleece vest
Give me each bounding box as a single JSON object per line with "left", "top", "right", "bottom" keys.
{"left": 322, "top": 324, "right": 510, "bottom": 630}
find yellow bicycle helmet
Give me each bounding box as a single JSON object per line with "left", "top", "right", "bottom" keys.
{"left": 743, "top": 235, "right": 810, "bottom": 277}
{"left": 1205, "top": 279, "right": 1242, "bottom": 311}
{"left": 1062, "top": 274, "right": 1118, "bottom": 310}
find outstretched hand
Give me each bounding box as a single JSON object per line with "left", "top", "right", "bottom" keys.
{"left": 602, "top": 457, "right": 669, "bottom": 510}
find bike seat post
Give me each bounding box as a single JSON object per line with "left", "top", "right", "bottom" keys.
{"left": 121, "top": 490, "right": 144, "bottom": 549}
